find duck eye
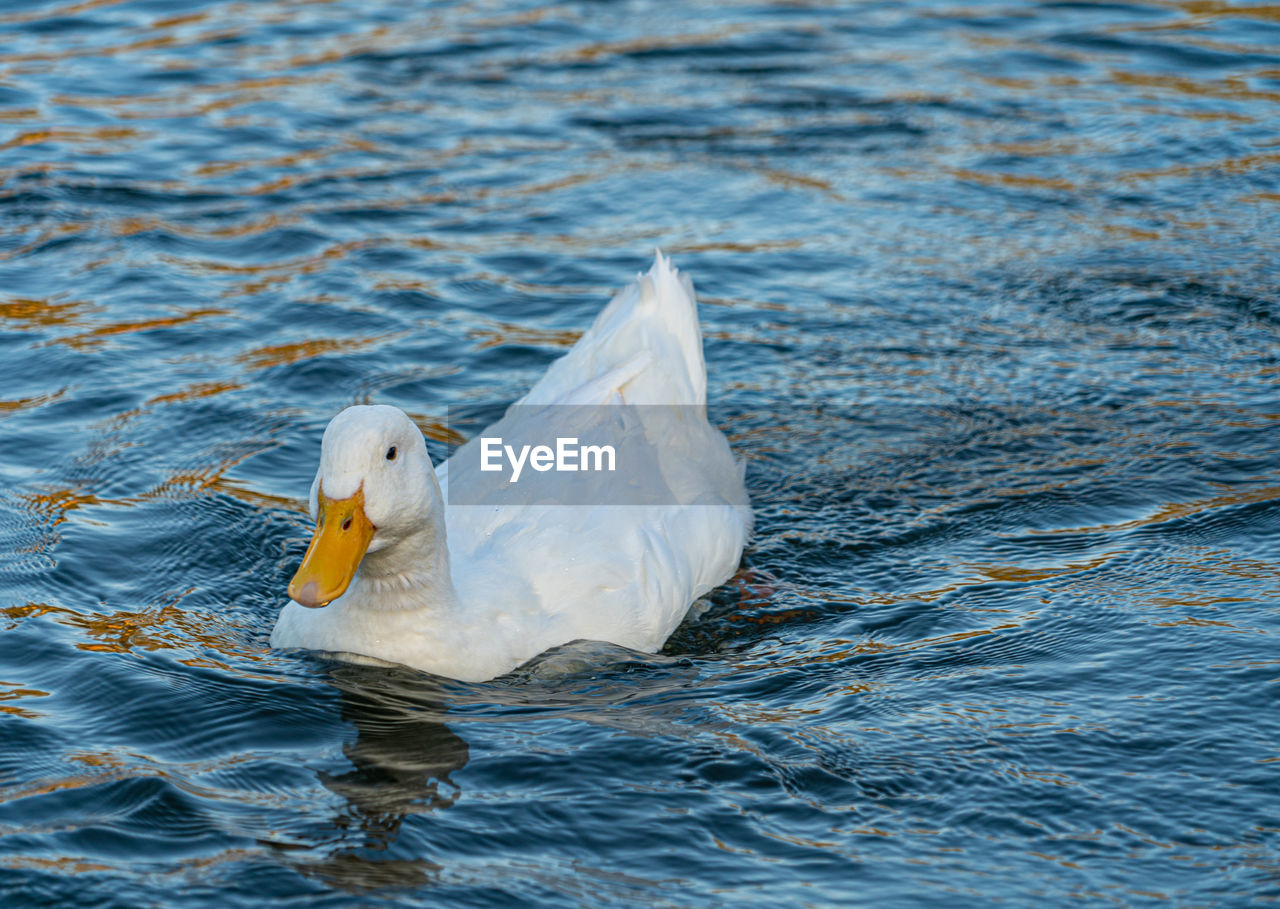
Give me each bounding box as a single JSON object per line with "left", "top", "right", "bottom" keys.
{"left": 386, "top": 446, "right": 397, "bottom": 461}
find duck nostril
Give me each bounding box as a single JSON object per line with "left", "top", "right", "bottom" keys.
{"left": 342, "top": 517, "right": 352, "bottom": 531}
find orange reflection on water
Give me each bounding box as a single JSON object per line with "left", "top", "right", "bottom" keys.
{"left": 0, "top": 594, "right": 263, "bottom": 665}
{"left": 0, "top": 296, "right": 99, "bottom": 329}
{"left": 0, "top": 387, "right": 67, "bottom": 416}
{"left": 564, "top": 24, "right": 753, "bottom": 63}
{"left": 72, "top": 600, "right": 202, "bottom": 656}
{"left": 47, "top": 72, "right": 329, "bottom": 123}
{"left": 943, "top": 166, "right": 1079, "bottom": 194}
{"left": 0, "top": 107, "right": 41, "bottom": 122}
{"left": 0, "top": 126, "right": 145, "bottom": 152}
{"left": 21, "top": 487, "right": 112, "bottom": 528}
{"left": 768, "top": 618, "right": 1030, "bottom": 676}
{"left": 1029, "top": 483, "right": 1280, "bottom": 538}
{"left": 962, "top": 552, "right": 1120, "bottom": 585}
{"left": 236, "top": 333, "right": 398, "bottom": 370}
{"left": 469, "top": 319, "right": 581, "bottom": 352}
{"left": 0, "top": 855, "right": 115, "bottom": 875}
{"left": 1121, "top": 148, "right": 1280, "bottom": 183}
{"left": 1150, "top": 614, "right": 1246, "bottom": 631}
{"left": 145, "top": 380, "right": 243, "bottom": 408}
{"left": 0, "top": 680, "right": 50, "bottom": 719}
{"left": 164, "top": 238, "right": 374, "bottom": 279}
{"left": 51, "top": 307, "right": 229, "bottom": 350}
{"left": 1165, "top": 548, "right": 1280, "bottom": 581}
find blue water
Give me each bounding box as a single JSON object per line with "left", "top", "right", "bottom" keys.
{"left": 2, "top": 0, "right": 1280, "bottom": 905}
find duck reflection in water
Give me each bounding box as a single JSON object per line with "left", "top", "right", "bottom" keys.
{"left": 296, "top": 662, "right": 470, "bottom": 889}
{"left": 287, "top": 639, "right": 716, "bottom": 890}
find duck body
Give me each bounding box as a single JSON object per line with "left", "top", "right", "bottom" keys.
{"left": 271, "top": 253, "right": 751, "bottom": 682}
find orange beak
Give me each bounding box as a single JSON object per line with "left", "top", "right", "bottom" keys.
{"left": 288, "top": 485, "right": 376, "bottom": 608}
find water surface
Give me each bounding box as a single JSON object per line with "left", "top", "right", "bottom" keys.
{"left": 2, "top": 0, "right": 1279, "bottom": 905}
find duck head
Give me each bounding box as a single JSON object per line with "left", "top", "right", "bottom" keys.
{"left": 288, "top": 404, "right": 440, "bottom": 608}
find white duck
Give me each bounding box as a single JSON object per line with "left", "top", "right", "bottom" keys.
{"left": 270, "top": 252, "right": 751, "bottom": 682}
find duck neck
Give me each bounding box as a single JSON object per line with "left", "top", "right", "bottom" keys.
{"left": 349, "top": 514, "right": 460, "bottom": 614}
